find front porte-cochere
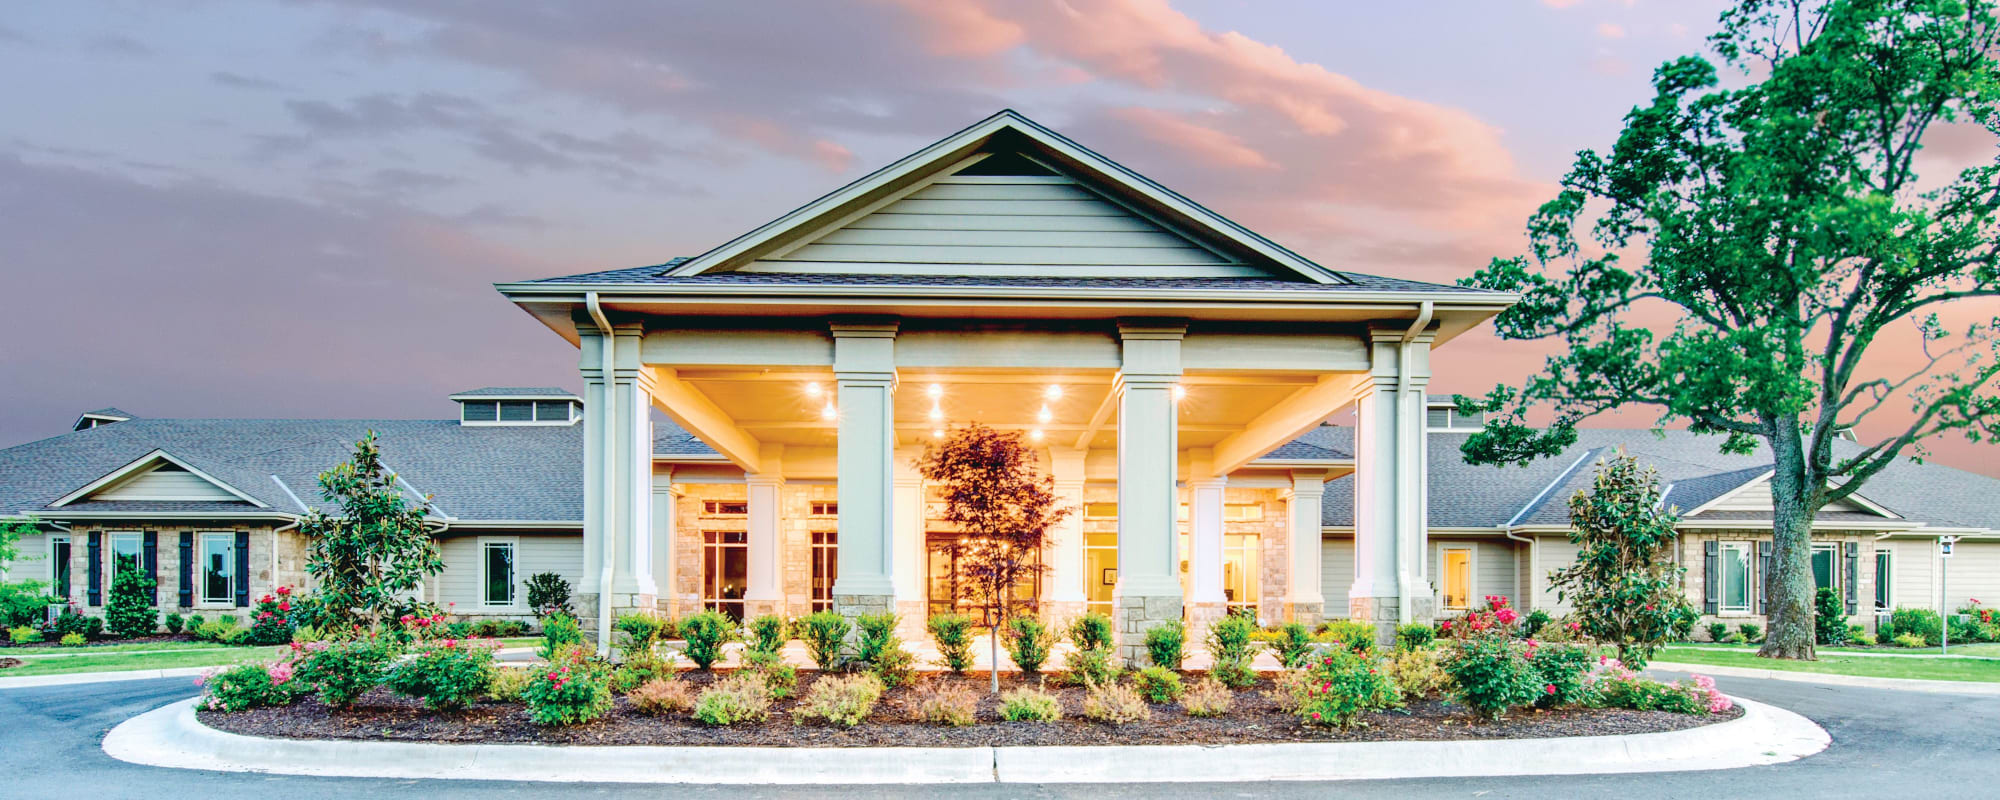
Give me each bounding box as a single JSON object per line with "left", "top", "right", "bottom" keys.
{"left": 497, "top": 110, "right": 1516, "bottom": 661}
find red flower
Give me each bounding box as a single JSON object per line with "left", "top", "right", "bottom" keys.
{"left": 1545, "top": 684, "right": 1557, "bottom": 695}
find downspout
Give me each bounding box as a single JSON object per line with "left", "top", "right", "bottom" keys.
{"left": 1397, "top": 301, "right": 1433, "bottom": 625}
{"left": 586, "top": 291, "right": 617, "bottom": 657}
{"left": 1502, "top": 526, "right": 1534, "bottom": 611}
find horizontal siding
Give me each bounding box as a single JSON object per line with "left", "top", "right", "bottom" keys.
{"left": 1430, "top": 539, "right": 1518, "bottom": 610}
{"left": 846, "top": 213, "right": 1158, "bottom": 232}
{"left": 1945, "top": 542, "right": 2000, "bottom": 611}
{"left": 98, "top": 471, "right": 239, "bottom": 501}
{"left": 1321, "top": 535, "right": 1355, "bottom": 617}
{"left": 435, "top": 534, "right": 583, "bottom": 615}
{"left": 1888, "top": 539, "right": 1936, "bottom": 610}
{"left": 776, "top": 243, "right": 1227, "bottom": 266}
{"left": 3, "top": 532, "right": 47, "bottom": 583}
{"left": 815, "top": 227, "right": 1199, "bottom": 248}
{"left": 1535, "top": 538, "right": 1582, "bottom": 615}
{"left": 909, "top": 182, "right": 1098, "bottom": 201}
{"left": 739, "top": 261, "right": 1274, "bottom": 277}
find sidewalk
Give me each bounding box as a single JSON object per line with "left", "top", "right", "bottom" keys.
{"left": 1649, "top": 661, "right": 2000, "bottom": 695}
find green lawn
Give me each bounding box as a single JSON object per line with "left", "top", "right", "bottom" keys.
{"left": 1655, "top": 646, "right": 2000, "bottom": 682}
{"left": 1667, "top": 641, "right": 2000, "bottom": 657}
{"left": 0, "top": 645, "right": 282, "bottom": 677}
{"left": 3, "top": 640, "right": 233, "bottom": 655}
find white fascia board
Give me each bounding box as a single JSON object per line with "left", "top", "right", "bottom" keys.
{"left": 40, "top": 511, "right": 300, "bottom": 521}
{"left": 51, "top": 449, "right": 270, "bottom": 509}
{"left": 495, "top": 281, "right": 1518, "bottom": 309}
{"left": 447, "top": 394, "right": 580, "bottom": 402}
{"left": 1684, "top": 470, "right": 1899, "bottom": 519}
{"left": 1246, "top": 457, "right": 1356, "bottom": 469}
{"left": 437, "top": 521, "right": 584, "bottom": 531}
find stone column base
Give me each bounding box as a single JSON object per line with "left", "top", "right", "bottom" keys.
{"left": 895, "top": 599, "right": 929, "bottom": 639}
{"left": 1349, "top": 595, "right": 1401, "bottom": 648}
{"left": 744, "top": 598, "right": 785, "bottom": 619}
{"left": 1041, "top": 600, "right": 1087, "bottom": 633}
{"left": 1186, "top": 600, "right": 1229, "bottom": 645}
{"left": 1283, "top": 601, "right": 1325, "bottom": 631}
{"left": 575, "top": 592, "right": 602, "bottom": 643}
{"left": 1114, "top": 594, "right": 1184, "bottom": 667}
{"left": 834, "top": 593, "right": 896, "bottom": 619}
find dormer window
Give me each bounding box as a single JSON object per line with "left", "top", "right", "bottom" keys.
{"left": 1425, "top": 403, "right": 1485, "bottom": 431}
{"left": 450, "top": 388, "right": 582, "bottom": 426}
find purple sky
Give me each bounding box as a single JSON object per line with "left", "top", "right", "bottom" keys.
{"left": 4, "top": 1, "right": 1996, "bottom": 476}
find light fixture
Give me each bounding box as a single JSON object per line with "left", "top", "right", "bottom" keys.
{"left": 820, "top": 402, "right": 837, "bottom": 421}
{"left": 1172, "top": 385, "right": 1188, "bottom": 401}
{"left": 1029, "top": 428, "right": 1045, "bottom": 442}
{"left": 804, "top": 382, "right": 822, "bottom": 398}
{"left": 927, "top": 383, "right": 944, "bottom": 399}
{"left": 1045, "top": 384, "right": 1063, "bottom": 401}
{"left": 932, "top": 428, "right": 945, "bottom": 439}
{"left": 928, "top": 404, "right": 944, "bottom": 421}
{"left": 1037, "top": 405, "right": 1053, "bottom": 424}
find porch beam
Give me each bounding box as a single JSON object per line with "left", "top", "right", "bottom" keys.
{"left": 1207, "top": 372, "right": 1368, "bottom": 477}
{"left": 643, "top": 366, "right": 764, "bottom": 474}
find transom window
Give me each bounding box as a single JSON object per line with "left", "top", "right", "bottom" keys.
{"left": 199, "top": 532, "right": 235, "bottom": 604}
{"left": 703, "top": 500, "right": 749, "bottom": 516}
{"left": 1083, "top": 502, "right": 1118, "bottom": 519}
{"left": 482, "top": 540, "right": 516, "bottom": 607}
{"left": 1175, "top": 503, "right": 1266, "bottom": 522}
{"left": 809, "top": 501, "right": 838, "bottom": 516}
{"left": 1719, "top": 542, "right": 1753, "bottom": 613}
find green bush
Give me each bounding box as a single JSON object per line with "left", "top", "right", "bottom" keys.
{"left": 386, "top": 640, "right": 497, "bottom": 710}
{"left": 927, "top": 613, "right": 974, "bottom": 674}
{"left": 1068, "top": 612, "right": 1114, "bottom": 652}
{"left": 791, "top": 673, "right": 884, "bottom": 727}
{"left": 473, "top": 619, "right": 530, "bottom": 638}
{"left": 1143, "top": 620, "right": 1186, "bottom": 669}
{"left": 612, "top": 659, "right": 673, "bottom": 695}
{"left": 796, "top": 610, "right": 850, "bottom": 670}
{"left": 692, "top": 673, "right": 772, "bottom": 726}
{"left": 1705, "top": 622, "right": 1729, "bottom": 643}
{"left": 294, "top": 638, "right": 397, "bottom": 709}
{"left": 1319, "top": 619, "right": 1377, "bottom": 654}
{"left": 1207, "top": 612, "right": 1258, "bottom": 688}
{"left": 185, "top": 614, "right": 205, "bottom": 633}
{"left": 1004, "top": 616, "right": 1054, "bottom": 675}
{"left": 1385, "top": 645, "right": 1450, "bottom": 701}
{"left": 1061, "top": 644, "right": 1120, "bottom": 687}
{"left": 1894, "top": 632, "right": 1928, "bottom": 648}
{"left": 1395, "top": 623, "right": 1435, "bottom": 651}
{"left": 524, "top": 572, "right": 572, "bottom": 616}
{"left": 1273, "top": 622, "right": 1316, "bottom": 667}
{"left": 1131, "top": 665, "right": 1183, "bottom": 703}
{"left": 104, "top": 568, "right": 158, "bottom": 639}
{"left": 1445, "top": 637, "right": 1542, "bottom": 721}
{"left": 163, "top": 613, "right": 185, "bottom": 635}
{"left": 1295, "top": 649, "right": 1400, "bottom": 728}
{"left": 1886, "top": 607, "right": 1943, "bottom": 646}
{"left": 199, "top": 663, "right": 302, "bottom": 712}
{"left": 678, "top": 610, "right": 736, "bottom": 670}
{"left": 1851, "top": 631, "right": 1878, "bottom": 646}
{"left": 999, "top": 686, "right": 1062, "bottom": 722}
{"left": 59, "top": 632, "right": 86, "bottom": 646}
{"left": 613, "top": 612, "right": 668, "bottom": 661}
{"left": 1948, "top": 615, "right": 1992, "bottom": 643}
{"left": 743, "top": 649, "right": 798, "bottom": 699}
{"left": 0, "top": 581, "right": 54, "bottom": 629}
{"left": 8, "top": 625, "right": 42, "bottom": 644}
{"left": 1527, "top": 643, "right": 1594, "bottom": 707}
{"left": 486, "top": 668, "right": 533, "bottom": 702}
{"left": 1588, "top": 675, "right": 1706, "bottom": 714}
{"left": 193, "top": 618, "right": 240, "bottom": 644}
{"left": 218, "top": 625, "right": 252, "bottom": 646}
{"left": 523, "top": 653, "right": 613, "bottom": 726}
{"left": 852, "top": 612, "right": 913, "bottom": 686}
{"left": 537, "top": 612, "right": 583, "bottom": 660}
{"left": 747, "top": 615, "right": 788, "bottom": 656}
{"left": 1521, "top": 609, "right": 1552, "bottom": 639}
{"left": 1814, "top": 587, "right": 1849, "bottom": 645}
{"left": 1737, "top": 623, "right": 1762, "bottom": 643}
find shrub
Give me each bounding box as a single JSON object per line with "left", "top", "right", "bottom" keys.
{"left": 525, "top": 572, "right": 572, "bottom": 616}
{"left": 1320, "top": 619, "right": 1378, "bottom": 654}
{"left": 1520, "top": 609, "right": 1551, "bottom": 639}
{"left": 193, "top": 619, "right": 239, "bottom": 643}
{"left": 629, "top": 678, "right": 696, "bottom": 715}
{"left": 1851, "top": 631, "right": 1878, "bottom": 646}
{"left": 1813, "top": 587, "right": 1849, "bottom": 645}
{"left": 163, "top": 613, "right": 185, "bottom": 635}
{"left": 387, "top": 640, "right": 497, "bottom": 710}
{"left": 1207, "top": 613, "right": 1257, "bottom": 686}
{"left": 1887, "top": 607, "right": 1943, "bottom": 646}
{"left": 1737, "top": 623, "right": 1762, "bottom": 643}
{"left": 246, "top": 592, "right": 296, "bottom": 646}
{"left": 1385, "top": 645, "right": 1450, "bottom": 701}
{"left": 199, "top": 663, "right": 302, "bottom": 712}
{"left": 538, "top": 612, "right": 583, "bottom": 660}
{"left": 1706, "top": 622, "right": 1729, "bottom": 643}
{"left": 1131, "top": 665, "right": 1183, "bottom": 703}
{"left": 486, "top": 667, "right": 533, "bottom": 702}
{"left": 1068, "top": 612, "right": 1114, "bottom": 652}
{"left": 928, "top": 613, "right": 974, "bottom": 673}
{"left": 1527, "top": 643, "right": 1594, "bottom": 708}
{"left": 678, "top": 610, "right": 736, "bottom": 670}
{"left": 1208, "top": 656, "right": 1257, "bottom": 689}
{"left": 8, "top": 626, "right": 42, "bottom": 644}
{"left": 1082, "top": 680, "right": 1151, "bottom": 724}
{"left": 293, "top": 637, "right": 397, "bottom": 709}
{"left": 185, "top": 613, "right": 205, "bottom": 632}
{"left": 693, "top": 673, "right": 773, "bottom": 726}
{"left": 1894, "top": 632, "right": 1928, "bottom": 648}
{"left": 471, "top": 619, "right": 530, "bottom": 638}
{"left": 1062, "top": 644, "right": 1120, "bottom": 687}
{"left": 218, "top": 625, "right": 253, "bottom": 646}
{"left": 0, "top": 579, "right": 52, "bottom": 630}
{"left": 1395, "top": 623, "right": 1435, "bottom": 650}
{"left": 1584, "top": 660, "right": 1720, "bottom": 714}
{"left": 792, "top": 673, "right": 884, "bottom": 728}
{"left": 1266, "top": 668, "right": 1313, "bottom": 713}
{"left": 523, "top": 652, "right": 614, "bottom": 726}
{"left": 1000, "top": 686, "right": 1063, "bottom": 722}
{"left": 613, "top": 612, "right": 669, "bottom": 661}
{"left": 1296, "top": 650, "right": 1400, "bottom": 729}
{"left": 916, "top": 680, "right": 979, "bottom": 727}
{"left": 1273, "top": 622, "right": 1317, "bottom": 667}
{"left": 1444, "top": 637, "right": 1542, "bottom": 721}
{"left": 611, "top": 660, "right": 672, "bottom": 695}
{"left": 1143, "top": 620, "right": 1186, "bottom": 669}
{"left": 104, "top": 568, "right": 158, "bottom": 639}
{"left": 855, "top": 612, "right": 915, "bottom": 688}
{"left": 795, "top": 610, "right": 850, "bottom": 670}
{"left": 1948, "top": 615, "right": 1991, "bottom": 644}
{"left": 1183, "top": 676, "right": 1234, "bottom": 717}
{"left": 1003, "top": 616, "right": 1055, "bottom": 675}
{"left": 743, "top": 649, "right": 798, "bottom": 699}
{"left": 747, "top": 615, "right": 787, "bottom": 656}
{"left": 60, "top": 632, "right": 86, "bottom": 647}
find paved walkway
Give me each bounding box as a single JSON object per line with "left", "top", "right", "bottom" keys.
{"left": 1648, "top": 661, "right": 2000, "bottom": 695}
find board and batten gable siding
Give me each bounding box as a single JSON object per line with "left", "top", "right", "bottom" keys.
{"left": 94, "top": 469, "right": 241, "bottom": 501}
{"left": 1320, "top": 534, "right": 1355, "bottom": 617}
{"left": 741, "top": 176, "right": 1279, "bottom": 279}
{"left": 434, "top": 533, "right": 582, "bottom": 615}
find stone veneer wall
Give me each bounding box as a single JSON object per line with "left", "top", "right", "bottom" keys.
{"left": 64, "top": 523, "right": 307, "bottom": 614}
{"left": 1673, "top": 528, "right": 1882, "bottom": 633}
{"left": 670, "top": 483, "right": 841, "bottom": 619}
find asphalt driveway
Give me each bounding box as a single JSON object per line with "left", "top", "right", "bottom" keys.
{"left": 4, "top": 671, "right": 1995, "bottom": 799}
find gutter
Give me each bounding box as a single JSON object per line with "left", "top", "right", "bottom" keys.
{"left": 586, "top": 291, "right": 617, "bottom": 657}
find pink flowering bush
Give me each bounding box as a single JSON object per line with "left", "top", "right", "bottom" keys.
{"left": 246, "top": 588, "right": 299, "bottom": 646}
{"left": 386, "top": 638, "right": 499, "bottom": 710}
{"left": 523, "top": 646, "right": 613, "bottom": 726}
{"left": 1581, "top": 656, "right": 1724, "bottom": 715}
{"left": 1444, "top": 634, "right": 1543, "bottom": 720}
{"left": 292, "top": 636, "right": 398, "bottom": 709}
{"left": 1293, "top": 649, "right": 1401, "bottom": 729}
{"left": 198, "top": 659, "right": 304, "bottom": 712}
{"left": 1526, "top": 641, "right": 1594, "bottom": 708}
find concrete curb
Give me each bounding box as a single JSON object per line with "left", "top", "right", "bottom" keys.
{"left": 0, "top": 667, "right": 210, "bottom": 690}
{"left": 1650, "top": 661, "right": 2000, "bottom": 695}
{"left": 102, "top": 695, "right": 1827, "bottom": 784}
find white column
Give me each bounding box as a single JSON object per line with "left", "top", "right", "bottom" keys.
{"left": 608, "top": 320, "right": 655, "bottom": 603}
{"left": 1286, "top": 470, "right": 1327, "bottom": 626}
{"left": 1351, "top": 324, "right": 1434, "bottom": 643}
{"left": 831, "top": 319, "right": 899, "bottom": 617}
{"left": 1045, "top": 447, "right": 1088, "bottom": 623}
{"left": 1113, "top": 320, "right": 1185, "bottom": 665}
{"left": 745, "top": 444, "right": 785, "bottom": 618}
{"left": 892, "top": 450, "right": 925, "bottom": 629}
{"left": 1187, "top": 465, "right": 1228, "bottom": 634}
{"left": 652, "top": 467, "right": 677, "bottom": 615}
{"left": 579, "top": 332, "right": 608, "bottom": 606}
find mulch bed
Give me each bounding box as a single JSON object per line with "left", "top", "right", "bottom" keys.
{"left": 201, "top": 669, "right": 1739, "bottom": 748}
{"left": 0, "top": 658, "right": 21, "bottom": 670}
{"left": 1, "top": 634, "right": 198, "bottom": 650}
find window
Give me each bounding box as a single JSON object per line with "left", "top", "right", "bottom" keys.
{"left": 1811, "top": 544, "right": 1837, "bottom": 591}
{"left": 1224, "top": 533, "right": 1260, "bottom": 609}
{"left": 1719, "top": 542, "right": 1753, "bottom": 613}
{"left": 703, "top": 530, "right": 748, "bottom": 620}
{"left": 811, "top": 531, "right": 837, "bottom": 613}
{"left": 482, "top": 540, "right": 516, "bottom": 606}
{"left": 462, "top": 402, "right": 498, "bottom": 422}
{"left": 109, "top": 532, "right": 142, "bottom": 576}
{"left": 1874, "top": 550, "right": 1893, "bottom": 612}
{"left": 1084, "top": 531, "right": 1117, "bottom": 617}
{"left": 49, "top": 536, "right": 71, "bottom": 599}
{"left": 533, "top": 401, "right": 571, "bottom": 422}
{"left": 1177, "top": 502, "right": 1265, "bottom": 523}
{"left": 809, "top": 501, "right": 838, "bottom": 517}
{"left": 703, "top": 500, "right": 749, "bottom": 516}
{"left": 199, "top": 533, "right": 234, "bottom": 604}
{"left": 1083, "top": 502, "right": 1118, "bottom": 519}
{"left": 1441, "top": 547, "right": 1473, "bottom": 610}
{"left": 499, "top": 401, "right": 535, "bottom": 422}
{"left": 1426, "top": 408, "right": 1451, "bottom": 428}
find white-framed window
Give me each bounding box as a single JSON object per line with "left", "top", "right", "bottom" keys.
{"left": 49, "top": 535, "right": 71, "bottom": 599}
{"left": 1176, "top": 502, "right": 1266, "bottom": 522}
{"left": 198, "top": 532, "right": 235, "bottom": 605}
{"left": 460, "top": 399, "right": 577, "bottom": 425}
{"left": 1811, "top": 543, "right": 1839, "bottom": 591}
{"left": 1083, "top": 502, "right": 1118, "bottom": 519}
{"left": 1719, "top": 541, "right": 1753, "bottom": 613}
{"left": 702, "top": 500, "right": 749, "bottom": 516}
{"left": 1873, "top": 549, "right": 1893, "bottom": 613}
{"left": 481, "top": 539, "right": 518, "bottom": 607}
{"left": 810, "top": 530, "right": 837, "bottom": 612}
{"left": 108, "top": 531, "right": 142, "bottom": 576}
{"left": 1440, "top": 545, "right": 1474, "bottom": 610}
{"left": 809, "top": 501, "right": 838, "bottom": 516}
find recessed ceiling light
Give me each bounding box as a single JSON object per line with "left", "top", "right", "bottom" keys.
{"left": 1045, "top": 385, "right": 1063, "bottom": 401}
{"left": 928, "top": 404, "right": 944, "bottom": 421}
{"left": 932, "top": 428, "right": 944, "bottom": 439}
{"left": 1029, "top": 428, "right": 1044, "bottom": 442}
{"left": 804, "top": 382, "right": 822, "bottom": 398}
{"left": 1172, "top": 385, "right": 1188, "bottom": 401}
{"left": 1037, "top": 405, "right": 1053, "bottom": 424}
{"left": 927, "top": 383, "right": 944, "bottom": 399}
{"left": 821, "top": 402, "right": 837, "bottom": 421}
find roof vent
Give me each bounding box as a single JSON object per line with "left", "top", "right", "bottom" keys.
{"left": 448, "top": 388, "right": 582, "bottom": 427}
{"left": 73, "top": 407, "right": 135, "bottom": 431}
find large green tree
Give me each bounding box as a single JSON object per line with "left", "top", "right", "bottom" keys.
{"left": 1462, "top": 0, "right": 2000, "bottom": 659}
{"left": 301, "top": 432, "right": 446, "bottom": 631}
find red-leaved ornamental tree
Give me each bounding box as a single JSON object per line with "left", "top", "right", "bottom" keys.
{"left": 916, "top": 424, "right": 1070, "bottom": 692}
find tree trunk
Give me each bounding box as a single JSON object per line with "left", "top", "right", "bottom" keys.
{"left": 1760, "top": 434, "right": 1818, "bottom": 661}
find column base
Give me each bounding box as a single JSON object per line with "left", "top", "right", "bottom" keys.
{"left": 1041, "top": 599, "right": 1087, "bottom": 633}
{"left": 575, "top": 592, "right": 601, "bottom": 642}
{"left": 744, "top": 598, "right": 785, "bottom": 620}
{"left": 1349, "top": 595, "right": 1401, "bottom": 647}
{"left": 895, "top": 599, "right": 928, "bottom": 639}
{"left": 1114, "top": 593, "right": 1184, "bottom": 667}
{"left": 834, "top": 593, "right": 896, "bottom": 620}
{"left": 1186, "top": 600, "right": 1229, "bottom": 645}
{"left": 1283, "top": 601, "right": 1325, "bottom": 631}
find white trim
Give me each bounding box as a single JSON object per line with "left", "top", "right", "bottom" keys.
{"left": 478, "top": 536, "right": 521, "bottom": 609}
{"left": 52, "top": 450, "right": 269, "bottom": 509}
{"left": 1872, "top": 547, "right": 1894, "bottom": 613}
{"left": 1685, "top": 471, "right": 1899, "bottom": 519}
{"left": 1506, "top": 449, "right": 1599, "bottom": 528}
{"left": 195, "top": 532, "right": 237, "bottom": 608}
{"left": 47, "top": 534, "right": 70, "bottom": 598}
{"left": 1437, "top": 544, "right": 1476, "bottom": 611}
{"left": 269, "top": 476, "right": 310, "bottom": 514}
{"left": 1718, "top": 541, "right": 1753, "bottom": 615}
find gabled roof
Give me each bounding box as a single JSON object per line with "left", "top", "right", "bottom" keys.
{"left": 661, "top": 110, "right": 1344, "bottom": 285}
{"left": 50, "top": 449, "right": 268, "bottom": 508}
{"left": 448, "top": 387, "right": 579, "bottom": 400}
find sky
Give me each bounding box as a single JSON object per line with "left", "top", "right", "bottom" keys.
{"left": 2, "top": 0, "right": 1997, "bottom": 477}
